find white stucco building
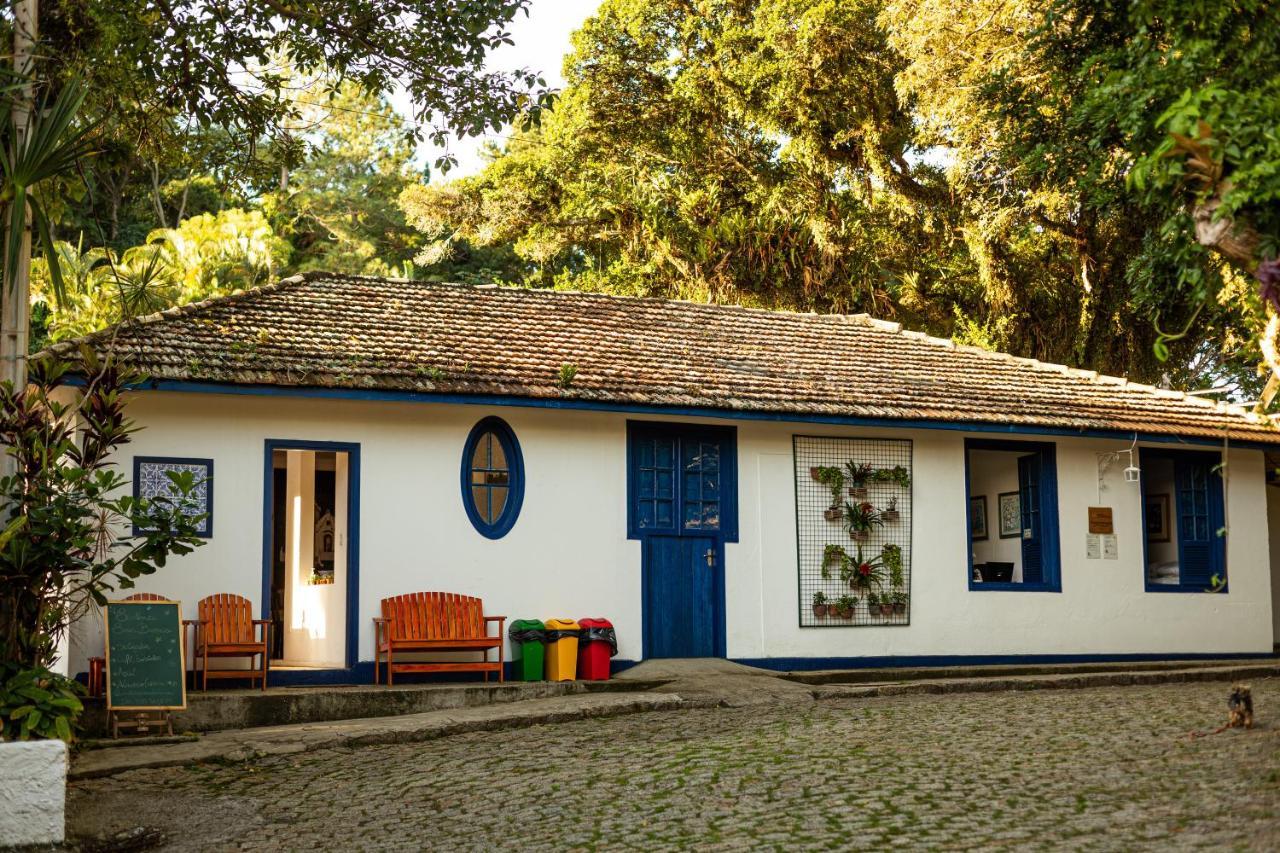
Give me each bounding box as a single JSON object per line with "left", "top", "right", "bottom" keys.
{"left": 58, "top": 273, "right": 1280, "bottom": 682}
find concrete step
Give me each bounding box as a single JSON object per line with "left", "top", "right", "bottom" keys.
{"left": 783, "top": 657, "right": 1280, "bottom": 685}
{"left": 71, "top": 691, "right": 686, "bottom": 781}
{"left": 80, "top": 678, "right": 667, "bottom": 737}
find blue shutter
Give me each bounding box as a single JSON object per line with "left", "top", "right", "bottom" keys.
{"left": 1174, "top": 456, "right": 1225, "bottom": 589}
{"left": 1018, "top": 453, "right": 1043, "bottom": 584}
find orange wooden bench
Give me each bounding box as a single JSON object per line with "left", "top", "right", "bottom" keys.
{"left": 194, "top": 593, "right": 270, "bottom": 691}
{"left": 374, "top": 593, "right": 506, "bottom": 685}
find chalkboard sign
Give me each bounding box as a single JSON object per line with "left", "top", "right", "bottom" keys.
{"left": 105, "top": 600, "right": 187, "bottom": 710}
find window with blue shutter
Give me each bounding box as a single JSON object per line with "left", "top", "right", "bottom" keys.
{"left": 965, "top": 439, "right": 1061, "bottom": 592}
{"left": 1141, "top": 448, "right": 1225, "bottom": 592}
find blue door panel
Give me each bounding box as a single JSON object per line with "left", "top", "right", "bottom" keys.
{"left": 629, "top": 423, "right": 736, "bottom": 659}
{"left": 644, "top": 536, "right": 716, "bottom": 658}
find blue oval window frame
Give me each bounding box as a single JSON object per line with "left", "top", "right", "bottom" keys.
{"left": 460, "top": 416, "right": 525, "bottom": 539}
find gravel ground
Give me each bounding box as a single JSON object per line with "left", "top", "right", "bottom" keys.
{"left": 67, "top": 678, "right": 1280, "bottom": 851}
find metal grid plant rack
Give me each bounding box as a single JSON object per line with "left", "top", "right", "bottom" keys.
{"left": 793, "top": 435, "right": 913, "bottom": 627}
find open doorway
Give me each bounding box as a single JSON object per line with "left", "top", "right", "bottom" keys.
{"left": 266, "top": 444, "right": 356, "bottom": 669}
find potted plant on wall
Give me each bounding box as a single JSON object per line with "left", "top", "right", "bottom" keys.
{"left": 878, "top": 595, "right": 895, "bottom": 617}
{"left": 822, "top": 544, "right": 847, "bottom": 579}
{"left": 834, "top": 594, "right": 857, "bottom": 620}
{"left": 891, "top": 589, "right": 908, "bottom": 616}
{"left": 881, "top": 496, "right": 900, "bottom": 522}
{"left": 814, "top": 466, "right": 845, "bottom": 520}
{"left": 843, "top": 547, "right": 886, "bottom": 596}
{"left": 882, "top": 544, "right": 902, "bottom": 582}
{"left": 843, "top": 501, "right": 883, "bottom": 542}
{"left": 812, "top": 591, "right": 829, "bottom": 618}
{"left": 865, "top": 590, "right": 881, "bottom": 618}
{"left": 845, "top": 462, "right": 874, "bottom": 499}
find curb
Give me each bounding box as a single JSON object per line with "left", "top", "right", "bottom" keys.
{"left": 69, "top": 692, "right": 687, "bottom": 781}
{"left": 809, "top": 664, "right": 1280, "bottom": 701}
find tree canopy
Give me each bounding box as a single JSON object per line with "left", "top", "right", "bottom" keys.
{"left": 403, "top": 0, "right": 1280, "bottom": 395}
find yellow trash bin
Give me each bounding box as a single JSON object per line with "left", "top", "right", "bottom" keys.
{"left": 543, "top": 619, "right": 581, "bottom": 681}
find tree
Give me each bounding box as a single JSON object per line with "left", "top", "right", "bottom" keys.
{"left": 881, "top": 0, "right": 1275, "bottom": 393}
{"left": 0, "top": 353, "right": 206, "bottom": 671}
{"left": 30, "top": 209, "right": 291, "bottom": 343}
{"left": 405, "top": 0, "right": 1276, "bottom": 391}
{"left": 402, "top": 0, "right": 967, "bottom": 320}
{"left": 2, "top": 0, "right": 552, "bottom": 395}
{"left": 263, "top": 77, "right": 423, "bottom": 276}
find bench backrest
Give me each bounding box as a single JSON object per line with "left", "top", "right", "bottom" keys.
{"left": 381, "top": 593, "right": 485, "bottom": 641}
{"left": 124, "top": 592, "right": 171, "bottom": 602}
{"left": 198, "top": 593, "right": 256, "bottom": 644}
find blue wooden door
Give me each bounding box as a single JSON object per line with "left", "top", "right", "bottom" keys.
{"left": 629, "top": 424, "right": 737, "bottom": 659}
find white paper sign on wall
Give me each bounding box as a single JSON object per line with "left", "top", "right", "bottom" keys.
{"left": 1086, "top": 534, "right": 1101, "bottom": 560}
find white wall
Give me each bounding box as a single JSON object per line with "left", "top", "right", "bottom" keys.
{"left": 66, "top": 390, "right": 1277, "bottom": 674}
{"left": 1268, "top": 483, "right": 1280, "bottom": 646}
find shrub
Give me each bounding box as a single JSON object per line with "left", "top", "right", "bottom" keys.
{"left": 0, "top": 662, "right": 84, "bottom": 742}
{"left": 0, "top": 351, "right": 208, "bottom": 673}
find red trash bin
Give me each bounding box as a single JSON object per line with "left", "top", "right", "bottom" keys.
{"left": 576, "top": 618, "right": 616, "bottom": 681}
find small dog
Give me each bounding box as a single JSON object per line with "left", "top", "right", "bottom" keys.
{"left": 1190, "top": 684, "right": 1254, "bottom": 739}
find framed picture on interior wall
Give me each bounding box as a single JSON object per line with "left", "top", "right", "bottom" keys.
{"left": 998, "top": 491, "right": 1021, "bottom": 538}
{"left": 969, "top": 495, "right": 988, "bottom": 541}
{"left": 132, "top": 456, "right": 214, "bottom": 537}
{"left": 1145, "top": 493, "right": 1170, "bottom": 543}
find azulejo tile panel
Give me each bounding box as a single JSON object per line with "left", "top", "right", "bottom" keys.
{"left": 132, "top": 457, "right": 213, "bottom": 537}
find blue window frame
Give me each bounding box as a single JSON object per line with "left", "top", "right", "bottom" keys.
{"left": 1140, "top": 448, "right": 1226, "bottom": 592}
{"left": 460, "top": 416, "right": 524, "bottom": 539}
{"left": 965, "top": 438, "right": 1061, "bottom": 592}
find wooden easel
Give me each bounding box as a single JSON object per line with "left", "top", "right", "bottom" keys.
{"left": 105, "top": 598, "right": 188, "bottom": 739}
{"left": 111, "top": 709, "right": 174, "bottom": 739}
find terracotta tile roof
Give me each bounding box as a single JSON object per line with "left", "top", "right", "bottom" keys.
{"left": 49, "top": 272, "right": 1280, "bottom": 443}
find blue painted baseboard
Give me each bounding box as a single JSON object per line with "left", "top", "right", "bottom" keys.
{"left": 732, "top": 651, "right": 1277, "bottom": 672}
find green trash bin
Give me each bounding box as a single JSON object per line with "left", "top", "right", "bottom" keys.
{"left": 508, "top": 619, "right": 547, "bottom": 681}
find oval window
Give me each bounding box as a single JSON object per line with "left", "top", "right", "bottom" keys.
{"left": 461, "top": 417, "right": 524, "bottom": 538}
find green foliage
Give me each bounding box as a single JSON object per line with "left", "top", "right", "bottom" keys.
{"left": 0, "top": 80, "right": 98, "bottom": 304}
{"left": 813, "top": 466, "right": 845, "bottom": 507}
{"left": 882, "top": 544, "right": 903, "bottom": 588}
{"left": 0, "top": 662, "right": 84, "bottom": 742}
{"left": 41, "top": 1, "right": 549, "bottom": 175}
{"left": 263, "top": 77, "right": 424, "bottom": 276}
{"left": 0, "top": 353, "right": 207, "bottom": 669}
{"left": 404, "top": 0, "right": 1280, "bottom": 390}
{"left": 32, "top": 210, "right": 289, "bottom": 341}
{"left": 843, "top": 501, "right": 883, "bottom": 538}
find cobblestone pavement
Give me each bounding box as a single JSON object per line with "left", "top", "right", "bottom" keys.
{"left": 69, "top": 678, "right": 1280, "bottom": 851}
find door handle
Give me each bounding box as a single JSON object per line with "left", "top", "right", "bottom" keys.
{"left": 704, "top": 548, "right": 715, "bottom": 568}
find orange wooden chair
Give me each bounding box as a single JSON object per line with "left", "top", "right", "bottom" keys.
{"left": 194, "top": 594, "right": 270, "bottom": 691}
{"left": 374, "top": 593, "right": 505, "bottom": 685}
